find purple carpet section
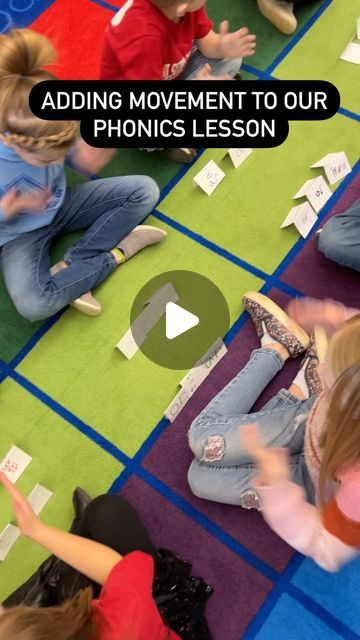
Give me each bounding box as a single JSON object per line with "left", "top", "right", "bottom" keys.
{"left": 142, "top": 288, "right": 298, "bottom": 573}
{"left": 280, "top": 172, "right": 360, "bottom": 302}
{"left": 120, "top": 474, "right": 273, "bottom": 640}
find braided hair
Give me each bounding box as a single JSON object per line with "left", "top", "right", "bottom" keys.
{"left": 0, "top": 29, "right": 77, "bottom": 151}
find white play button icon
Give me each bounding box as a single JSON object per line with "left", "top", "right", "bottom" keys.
{"left": 165, "top": 302, "right": 199, "bottom": 340}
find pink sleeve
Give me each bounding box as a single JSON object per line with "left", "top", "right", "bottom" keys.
{"left": 253, "top": 478, "right": 358, "bottom": 572}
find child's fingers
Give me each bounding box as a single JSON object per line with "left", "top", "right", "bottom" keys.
{"left": 219, "top": 20, "right": 229, "bottom": 36}
{"left": 0, "top": 471, "right": 25, "bottom": 503}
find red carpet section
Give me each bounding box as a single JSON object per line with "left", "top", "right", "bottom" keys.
{"left": 29, "top": 0, "right": 113, "bottom": 79}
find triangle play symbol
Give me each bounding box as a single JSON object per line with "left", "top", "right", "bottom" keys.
{"left": 165, "top": 302, "right": 199, "bottom": 340}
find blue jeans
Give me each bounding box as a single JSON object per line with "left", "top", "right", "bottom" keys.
{"left": 188, "top": 347, "right": 316, "bottom": 508}
{"left": 1, "top": 176, "right": 159, "bottom": 321}
{"left": 318, "top": 198, "right": 360, "bottom": 272}
{"left": 181, "top": 48, "right": 242, "bottom": 80}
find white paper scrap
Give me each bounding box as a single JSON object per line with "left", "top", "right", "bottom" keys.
{"left": 164, "top": 338, "right": 228, "bottom": 422}
{"left": 311, "top": 152, "right": 352, "bottom": 186}
{"left": 281, "top": 202, "right": 317, "bottom": 238}
{"left": 340, "top": 41, "right": 360, "bottom": 64}
{"left": 0, "top": 524, "right": 21, "bottom": 561}
{"left": 357, "top": 17, "right": 360, "bottom": 40}
{"left": 227, "top": 148, "right": 253, "bottom": 169}
{"left": 0, "top": 446, "right": 32, "bottom": 483}
{"left": 116, "top": 283, "right": 179, "bottom": 359}
{"left": 27, "top": 484, "right": 53, "bottom": 516}
{"left": 293, "top": 176, "right": 332, "bottom": 213}
{"left": 193, "top": 160, "right": 225, "bottom": 196}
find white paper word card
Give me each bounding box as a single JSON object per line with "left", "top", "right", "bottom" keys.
{"left": 281, "top": 202, "right": 317, "bottom": 238}
{"left": 311, "top": 152, "right": 352, "bottom": 186}
{"left": 27, "top": 484, "right": 53, "bottom": 516}
{"left": 193, "top": 160, "right": 225, "bottom": 196}
{"left": 0, "top": 446, "right": 32, "bottom": 483}
{"left": 293, "top": 176, "right": 332, "bottom": 213}
{"left": 340, "top": 18, "right": 360, "bottom": 64}
{"left": 164, "top": 338, "right": 228, "bottom": 422}
{"left": 227, "top": 148, "right": 253, "bottom": 169}
{"left": 340, "top": 41, "right": 360, "bottom": 64}
{"left": 0, "top": 524, "right": 21, "bottom": 561}
{"left": 116, "top": 283, "right": 179, "bottom": 359}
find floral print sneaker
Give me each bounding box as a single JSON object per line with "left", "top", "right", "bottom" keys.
{"left": 299, "top": 326, "right": 328, "bottom": 396}
{"left": 243, "top": 291, "right": 310, "bottom": 358}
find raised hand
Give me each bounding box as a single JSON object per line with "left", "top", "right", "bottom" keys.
{"left": 287, "top": 297, "right": 356, "bottom": 334}
{"left": 194, "top": 63, "right": 231, "bottom": 81}
{"left": 0, "top": 187, "right": 52, "bottom": 220}
{"left": 241, "top": 424, "right": 290, "bottom": 486}
{"left": 0, "top": 471, "right": 41, "bottom": 538}
{"left": 218, "top": 21, "right": 256, "bottom": 59}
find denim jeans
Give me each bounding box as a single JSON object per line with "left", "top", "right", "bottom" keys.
{"left": 318, "top": 198, "right": 360, "bottom": 272}
{"left": 188, "top": 347, "right": 316, "bottom": 508}
{"left": 1, "top": 176, "right": 159, "bottom": 321}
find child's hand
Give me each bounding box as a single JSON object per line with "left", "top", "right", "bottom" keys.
{"left": 195, "top": 63, "right": 231, "bottom": 81}
{"left": 287, "top": 297, "right": 357, "bottom": 334}
{"left": 218, "top": 21, "right": 256, "bottom": 59}
{"left": 241, "top": 424, "right": 290, "bottom": 486}
{"left": 0, "top": 471, "right": 42, "bottom": 539}
{"left": 0, "top": 187, "right": 52, "bottom": 220}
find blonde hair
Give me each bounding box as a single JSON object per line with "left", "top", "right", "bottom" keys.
{"left": 0, "top": 589, "right": 98, "bottom": 640}
{"left": 319, "top": 316, "right": 360, "bottom": 501}
{"left": 0, "top": 29, "right": 77, "bottom": 151}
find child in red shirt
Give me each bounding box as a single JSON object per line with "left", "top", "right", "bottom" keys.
{"left": 100, "top": 0, "right": 256, "bottom": 162}
{"left": 0, "top": 476, "right": 212, "bottom": 639}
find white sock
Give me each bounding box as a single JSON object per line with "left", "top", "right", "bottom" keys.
{"left": 260, "top": 321, "right": 279, "bottom": 348}
{"left": 291, "top": 360, "right": 310, "bottom": 399}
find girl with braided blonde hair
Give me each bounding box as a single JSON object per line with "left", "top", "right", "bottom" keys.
{"left": 0, "top": 29, "right": 164, "bottom": 321}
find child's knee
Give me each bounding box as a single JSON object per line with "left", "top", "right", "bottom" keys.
{"left": 134, "top": 176, "right": 160, "bottom": 210}
{"left": 12, "top": 291, "right": 51, "bottom": 322}
{"left": 188, "top": 429, "right": 226, "bottom": 463}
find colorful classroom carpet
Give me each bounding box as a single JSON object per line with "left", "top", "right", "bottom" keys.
{"left": 0, "top": 0, "right": 360, "bottom": 638}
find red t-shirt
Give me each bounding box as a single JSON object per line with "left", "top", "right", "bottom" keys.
{"left": 92, "top": 551, "right": 180, "bottom": 640}
{"left": 100, "top": 0, "right": 213, "bottom": 80}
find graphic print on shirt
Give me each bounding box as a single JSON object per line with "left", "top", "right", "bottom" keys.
{"left": 163, "top": 52, "right": 190, "bottom": 79}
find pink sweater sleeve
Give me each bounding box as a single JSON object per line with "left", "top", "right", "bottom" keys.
{"left": 252, "top": 476, "right": 360, "bottom": 572}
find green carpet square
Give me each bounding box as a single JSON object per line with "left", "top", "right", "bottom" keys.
{"left": 0, "top": 378, "right": 123, "bottom": 601}
{"left": 15, "top": 216, "right": 263, "bottom": 458}
{"left": 275, "top": 0, "right": 360, "bottom": 115}
{"left": 98, "top": 149, "right": 183, "bottom": 191}
{"left": 157, "top": 115, "right": 360, "bottom": 274}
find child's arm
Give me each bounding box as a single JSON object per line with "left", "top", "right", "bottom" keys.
{"left": 67, "top": 140, "right": 116, "bottom": 175}
{"left": 196, "top": 21, "right": 256, "bottom": 61}
{"left": 0, "top": 472, "right": 122, "bottom": 586}
{"left": 242, "top": 426, "right": 360, "bottom": 571}
{"left": 0, "top": 188, "right": 52, "bottom": 222}
{"left": 287, "top": 298, "right": 359, "bottom": 335}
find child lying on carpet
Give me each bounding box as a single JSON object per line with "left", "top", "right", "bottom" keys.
{"left": 0, "top": 479, "right": 213, "bottom": 640}
{"left": 0, "top": 29, "right": 166, "bottom": 322}
{"left": 188, "top": 293, "right": 360, "bottom": 571}
{"left": 100, "top": 0, "right": 256, "bottom": 163}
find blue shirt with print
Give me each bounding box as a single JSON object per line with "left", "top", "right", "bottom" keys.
{"left": 0, "top": 140, "right": 66, "bottom": 247}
